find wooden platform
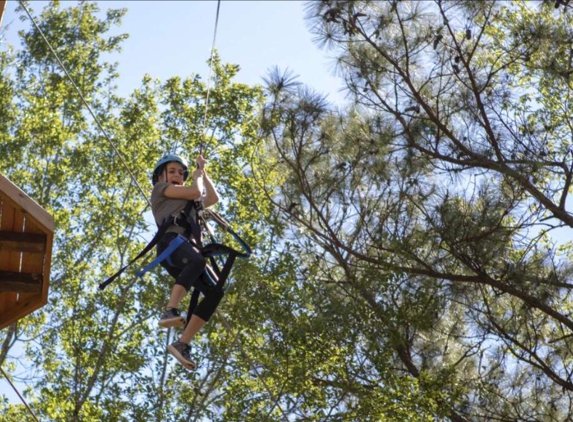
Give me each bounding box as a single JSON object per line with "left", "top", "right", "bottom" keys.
{"left": 0, "top": 172, "right": 54, "bottom": 330}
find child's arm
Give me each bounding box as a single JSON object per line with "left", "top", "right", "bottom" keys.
{"left": 195, "top": 155, "right": 219, "bottom": 208}
{"left": 202, "top": 171, "right": 219, "bottom": 208}
{"left": 162, "top": 169, "right": 203, "bottom": 200}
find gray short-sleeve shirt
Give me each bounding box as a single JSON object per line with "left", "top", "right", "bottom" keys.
{"left": 151, "top": 182, "right": 191, "bottom": 233}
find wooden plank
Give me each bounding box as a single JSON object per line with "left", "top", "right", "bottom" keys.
{"left": 0, "top": 299, "right": 44, "bottom": 330}
{"left": 0, "top": 198, "right": 16, "bottom": 270}
{"left": 0, "top": 172, "right": 55, "bottom": 233}
{"left": 0, "top": 299, "right": 45, "bottom": 330}
{"left": 0, "top": 1, "right": 6, "bottom": 31}
{"left": 0, "top": 271, "right": 42, "bottom": 293}
{"left": 0, "top": 230, "right": 46, "bottom": 253}
{"left": 0, "top": 310, "right": 23, "bottom": 331}
{"left": 17, "top": 217, "right": 44, "bottom": 314}
{"left": 0, "top": 198, "right": 21, "bottom": 326}
{"left": 41, "top": 229, "right": 53, "bottom": 304}
{"left": 0, "top": 198, "right": 13, "bottom": 315}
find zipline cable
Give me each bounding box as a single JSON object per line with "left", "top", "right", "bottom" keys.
{"left": 195, "top": 6, "right": 289, "bottom": 417}
{"left": 19, "top": 2, "right": 290, "bottom": 419}
{"left": 18, "top": 0, "right": 152, "bottom": 209}
{"left": 198, "top": 0, "right": 221, "bottom": 157}
{"left": 0, "top": 366, "right": 41, "bottom": 422}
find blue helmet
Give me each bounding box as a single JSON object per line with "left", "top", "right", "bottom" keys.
{"left": 152, "top": 154, "right": 189, "bottom": 184}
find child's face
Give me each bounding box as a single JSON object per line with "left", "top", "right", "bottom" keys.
{"left": 160, "top": 162, "right": 186, "bottom": 185}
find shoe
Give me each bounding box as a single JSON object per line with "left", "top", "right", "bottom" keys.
{"left": 158, "top": 308, "right": 185, "bottom": 328}
{"left": 168, "top": 340, "right": 196, "bottom": 370}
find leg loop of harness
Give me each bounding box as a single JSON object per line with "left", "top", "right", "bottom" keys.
{"left": 217, "top": 252, "right": 237, "bottom": 289}
{"left": 136, "top": 235, "right": 186, "bottom": 279}
{"left": 186, "top": 289, "right": 201, "bottom": 325}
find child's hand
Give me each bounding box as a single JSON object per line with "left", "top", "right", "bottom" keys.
{"left": 196, "top": 155, "right": 207, "bottom": 170}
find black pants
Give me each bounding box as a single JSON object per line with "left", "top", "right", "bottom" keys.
{"left": 157, "top": 232, "right": 223, "bottom": 322}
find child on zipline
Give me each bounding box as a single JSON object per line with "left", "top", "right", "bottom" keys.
{"left": 151, "top": 153, "right": 221, "bottom": 370}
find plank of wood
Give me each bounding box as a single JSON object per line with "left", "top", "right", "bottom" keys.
{"left": 0, "top": 199, "right": 20, "bottom": 323}
{"left": 19, "top": 217, "right": 45, "bottom": 309}
{"left": 0, "top": 172, "right": 54, "bottom": 233}
{"left": 40, "top": 230, "right": 53, "bottom": 304}
{"left": 0, "top": 271, "right": 42, "bottom": 293}
{"left": 0, "top": 230, "right": 46, "bottom": 253}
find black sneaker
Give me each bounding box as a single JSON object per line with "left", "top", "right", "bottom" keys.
{"left": 168, "top": 340, "right": 196, "bottom": 370}
{"left": 158, "top": 308, "right": 185, "bottom": 328}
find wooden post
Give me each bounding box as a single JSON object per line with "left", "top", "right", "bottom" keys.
{"left": 0, "top": 1, "right": 6, "bottom": 31}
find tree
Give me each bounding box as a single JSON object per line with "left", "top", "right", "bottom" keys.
{"left": 0, "top": 2, "right": 286, "bottom": 421}
{"left": 257, "top": 1, "right": 573, "bottom": 420}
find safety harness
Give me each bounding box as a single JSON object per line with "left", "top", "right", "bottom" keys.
{"left": 99, "top": 200, "right": 251, "bottom": 322}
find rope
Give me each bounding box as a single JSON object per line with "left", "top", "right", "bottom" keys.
{"left": 18, "top": 0, "right": 152, "bottom": 209}
{"left": 198, "top": 0, "right": 221, "bottom": 157}
{"left": 196, "top": 5, "right": 288, "bottom": 416}
{"left": 0, "top": 366, "right": 41, "bottom": 422}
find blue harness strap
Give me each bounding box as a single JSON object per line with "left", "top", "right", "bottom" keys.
{"left": 99, "top": 215, "right": 173, "bottom": 290}
{"left": 135, "top": 235, "right": 186, "bottom": 279}
{"left": 101, "top": 201, "right": 252, "bottom": 299}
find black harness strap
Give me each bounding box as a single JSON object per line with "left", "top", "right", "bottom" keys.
{"left": 99, "top": 221, "right": 171, "bottom": 290}
{"left": 187, "top": 289, "right": 201, "bottom": 324}
{"left": 99, "top": 201, "right": 199, "bottom": 290}
{"left": 201, "top": 244, "right": 239, "bottom": 289}
{"left": 184, "top": 253, "right": 235, "bottom": 326}
{"left": 185, "top": 201, "right": 203, "bottom": 246}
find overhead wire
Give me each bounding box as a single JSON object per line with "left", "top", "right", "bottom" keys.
{"left": 198, "top": 0, "right": 221, "bottom": 157}
{"left": 0, "top": 366, "right": 41, "bottom": 422}
{"left": 17, "top": 2, "right": 290, "bottom": 420}
{"left": 193, "top": 4, "right": 289, "bottom": 418}
{"left": 18, "top": 0, "right": 152, "bottom": 209}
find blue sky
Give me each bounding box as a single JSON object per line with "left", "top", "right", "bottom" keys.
{"left": 0, "top": 0, "right": 348, "bottom": 406}
{"left": 2, "top": 0, "right": 348, "bottom": 103}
